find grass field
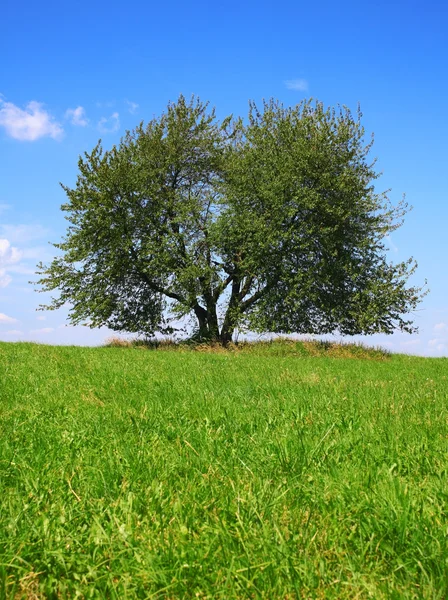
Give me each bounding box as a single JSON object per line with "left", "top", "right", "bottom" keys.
{"left": 1, "top": 340, "right": 447, "bottom": 598}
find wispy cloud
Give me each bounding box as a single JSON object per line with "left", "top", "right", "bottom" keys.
{"left": 4, "top": 329, "right": 24, "bottom": 336}
{"left": 0, "top": 98, "right": 63, "bottom": 141}
{"left": 0, "top": 312, "right": 18, "bottom": 324}
{"left": 428, "top": 338, "right": 446, "bottom": 352}
{"left": 125, "top": 100, "right": 139, "bottom": 114}
{"left": 0, "top": 224, "right": 49, "bottom": 244}
{"left": 385, "top": 235, "right": 398, "bottom": 253}
{"left": 0, "top": 271, "right": 12, "bottom": 288}
{"left": 65, "top": 106, "right": 88, "bottom": 127}
{"left": 30, "top": 327, "right": 54, "bottom": 334}
{"left": 434, "top": 322, "right": 447, "bottom": 332}
{"left": 5, "top": 264, "right": 37, "bottom": 276}
{"left": 96, "top": 101, "right": 115, "bottom": 108}
{"left": 400, "top": 338, "right": 421, "bottom": 348}
{"left": 0, "top": 238, "right": 21, "bottom": 288}
{"left": 284, "top": 78, "right": 309, "bottom": 92}
{"left": 0, "top": 224, "right": 49, "bottom": 288}
{"left": 98, "top": 112, "right": 120, "bottom": 133}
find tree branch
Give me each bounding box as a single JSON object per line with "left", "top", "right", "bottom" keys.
{"left": 138, "top": 269, "right": 186, "bottom": 304}
{"left": 238, "top": 275, "right": 254, "bottom": 301}
{"left": 239, "top": 283, "right": 273, "bottom": 313}
{"left": 129, "top": 245, "right": 187, "bottom": 304}
{"left": 213, "top": 273, "right": 234, "bottom": 302}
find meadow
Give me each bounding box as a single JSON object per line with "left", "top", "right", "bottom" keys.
{"left": 0, "top": 340, "right": 447, "bottom": 598}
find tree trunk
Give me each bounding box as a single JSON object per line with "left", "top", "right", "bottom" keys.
{"left": 207, "top": 313, "right": 220, "bottom": 341}
{"left": 193, "top": 304, "right": 208, "bottom": 340}
{"left": 219, "top": 325, "right": 235, "bottom": 346}
{"left": 205, "top": 297, "right": 220, "bottom": 341}
{"left": 193, "top": 302, "right": 220, "bottom": 342}
{"left": 219, "top": 277, "right": 240, "bottom": 346}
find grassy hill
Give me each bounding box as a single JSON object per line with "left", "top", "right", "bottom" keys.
{"left": 1, "top": 341, "right": 447, "bottom": 598}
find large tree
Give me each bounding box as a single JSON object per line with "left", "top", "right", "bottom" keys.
{"left": 36, "top": 95, "right": 425, "bottom": 344}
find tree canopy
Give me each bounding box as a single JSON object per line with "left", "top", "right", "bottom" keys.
{"left": 36, "top": 95, "right": 425, "bottom": 344}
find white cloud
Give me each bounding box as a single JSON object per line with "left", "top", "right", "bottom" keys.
{"left": 434, "top": 322, "right": 447, "bottom": 332}
{"left": 400, "top": 338, "right": 421, "bottom": 348}
{"left": 427, "top": 338, "right": 447, "bottom": 355}
{"left": 5, "top": 264, "right": 36, "bottom": 276}
{"left": 65, "top": 106, "right": 88, "bottom": 127}
{"left": 0, "top": 272, "right": 11, "bottom": 287}
{"left": 0, "top": 99, "right": 63, "bottom": 141}
{"left": 21, "top": 246, "right": 54, "bottom": 264}
{"left": 30, "top": 327, "right": 54, "bottom": 334}
{"left": 98, "top": 112, "right": 120, "bottom": 133}
{"left": 385, "top": 235, "right": 398, "bottom": 253}
{"left": 0, "top": 226, "right": 50, "bottom": 288}
{"left": 380, "top": 341, "right": 394, "bottom": 349}
{"left": 125, "top": 100, "right": 139, "bottom": 114}
{"left": 0, "top": 240, "right": 22, "bottom": 263}
{"left": 4, "top": 330, "right": 24, "bottom": 336}
{"left": 284, "top": 78, "right": 309, "bottom": 92}
{"left": 0, "top": 204, "right": 11, "bottom": 214}
{"left": 0, "top": 238, "right": 21, "bottom": 287}
{"left": 0, "top": 224, "right": 48, "bottom": 244}
{"left": 36, "top": 315, "right": 46, "bottom": 321}
{"left": 0, "top": 312, "right": 18, "bottom": 324}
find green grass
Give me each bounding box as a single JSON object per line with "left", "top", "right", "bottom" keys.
{"left": 1, "top": 340, "right": 447, "bottom": 598}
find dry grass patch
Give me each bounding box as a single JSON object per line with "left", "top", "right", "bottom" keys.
{"left": 104, "top": 337, "right": 390, "bottom": 360}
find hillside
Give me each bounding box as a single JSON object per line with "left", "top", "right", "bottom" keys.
{"left": 1, "top": 341, "right": 447, "bottom": 598}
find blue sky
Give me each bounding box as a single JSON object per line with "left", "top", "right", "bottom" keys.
{"left": 0, "top": 0, "right": 447, "bottom": 354}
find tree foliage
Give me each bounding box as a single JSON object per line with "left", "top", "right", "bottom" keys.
{"left": 36, "top": 95, "right": 425, "bottom": 344}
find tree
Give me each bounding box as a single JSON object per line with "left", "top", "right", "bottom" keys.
{"left": 36, "top": 95, "right": 426, "bottom": 345}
